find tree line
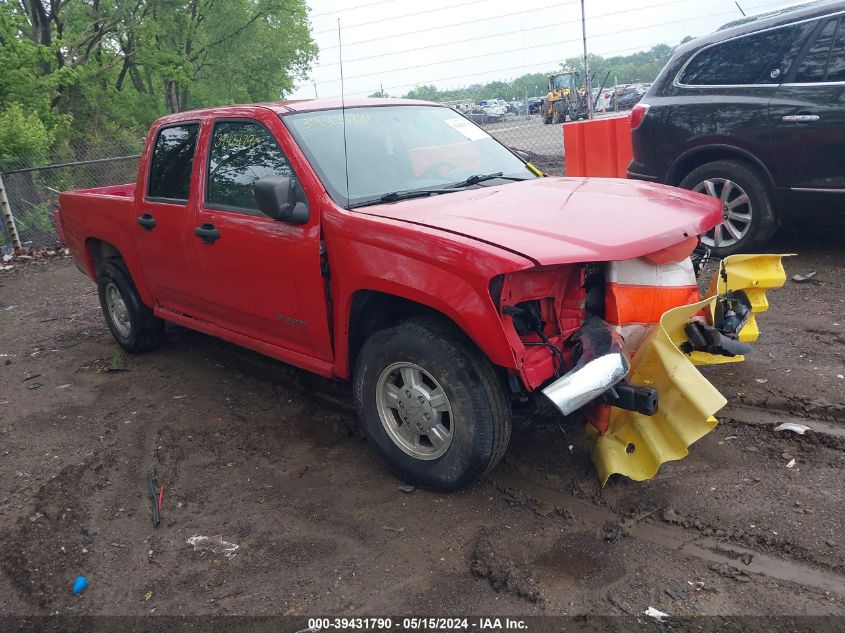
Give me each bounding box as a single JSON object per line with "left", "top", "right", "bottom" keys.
{"left": 397, "top": 43, "right": 685, "bottom": 103}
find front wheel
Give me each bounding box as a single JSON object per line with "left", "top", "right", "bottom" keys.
{"left": 353, "top": 318, "right": 511, "bottom": 491}
{"left": 679, "top": 159, "right": 777, "bottom": 256}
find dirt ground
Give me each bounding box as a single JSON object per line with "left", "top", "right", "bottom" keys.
{"left": 0, "top": 226, "right": 844, "bottom": 620}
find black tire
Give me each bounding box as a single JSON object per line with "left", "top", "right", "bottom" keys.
{"left": 353, "top": 318, "right": 511, "bottom": 491}
{"left": 541, "top": 100, "right": 551, "bottom": 124}
{"left": 97, "top": 261, "right": 164, "bottom": 354}
{"left": 679, "top": 159, "right": 777, "bottom": 257}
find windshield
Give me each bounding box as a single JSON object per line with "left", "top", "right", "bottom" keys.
{"left": 550, "top": 74, "right": 576, "bottom": 91}
{"left": 282, "top": 105, "right": 536, "bottom": 208}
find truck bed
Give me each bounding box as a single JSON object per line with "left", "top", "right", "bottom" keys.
{"left": 58, "top": 183, "right": 139, "bottom": 282}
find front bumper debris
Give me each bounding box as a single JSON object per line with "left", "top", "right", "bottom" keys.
{"left": 587, "top": 254, "right": 789, "bottom": 485}
{"left": 541, "top": 316, "right": 629, "bottom": 416}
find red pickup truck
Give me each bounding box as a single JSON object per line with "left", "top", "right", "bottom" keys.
{"left": 58, "top": 98, "right": 787, "bottom": 490}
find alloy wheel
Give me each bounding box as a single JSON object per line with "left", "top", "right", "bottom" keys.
{"left": 694, "top": 178, "right": 753, "bottom": 249}
{"left": 375, "top": 361, "right": 454, "bottom": 460}
{"left": 105, "top": 282, "right": 131, "bottom": 338}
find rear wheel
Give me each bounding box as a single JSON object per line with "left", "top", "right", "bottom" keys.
{"left": 98, "top": 261, "right": 164, "bottom": 354}
{"left": 679, "top": 159, "right": 777, "bottom": 256}
{"left": 353, "top": 318, "right": 511, "bottom": 491}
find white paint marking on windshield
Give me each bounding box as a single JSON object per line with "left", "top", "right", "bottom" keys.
{"left": 444, "top": 117, "right": 490, "bottom": 142}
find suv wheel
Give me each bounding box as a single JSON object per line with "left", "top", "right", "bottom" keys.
{"left": 98, "top": 261, "right": 164, "bottom": 354}
{"left": 353, "top": 318, "right": 511, "bottom": 491}
{"left": 679, "top": 160, "right": 776, "bottom": 256}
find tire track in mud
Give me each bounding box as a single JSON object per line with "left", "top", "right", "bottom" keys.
{"left": 490, "top": 471, "right": 845, "bottom": 598}
{"left": 722, "top": 404, "right": 845, "bottom": 441}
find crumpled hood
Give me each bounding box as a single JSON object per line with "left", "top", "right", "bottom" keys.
{"left": 357, "top": 177, "right": 722, "bottom": 265}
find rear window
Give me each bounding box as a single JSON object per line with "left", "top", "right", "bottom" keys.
{"left": 148, "top": 124, "right": 199, "bottom": 201}
{"left": 679, "top": 22, "right": 813, "bottom": 85}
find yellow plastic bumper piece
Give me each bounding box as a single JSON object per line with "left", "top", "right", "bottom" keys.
{"left": 589, "top": 254, "right": 790, "bottom": 483}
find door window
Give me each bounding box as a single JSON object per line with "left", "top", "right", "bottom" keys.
{"left": 148, "top": 124, "right": 200, "bottom": 201}
{"left": 679, "top": 22, "right": 814, "bottom": 85}
{"left": 793, "top": 19, "right": 839, "bottom": 82}
{"left": 827, "top": 20, "right": 845, "bottom": 81}
{"left": 206, "top": 120, "right": 294, "bottom": 213}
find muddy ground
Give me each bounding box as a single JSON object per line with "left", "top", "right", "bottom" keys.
{"left": 0, "top": 227, "right": 843, "bottom": 620}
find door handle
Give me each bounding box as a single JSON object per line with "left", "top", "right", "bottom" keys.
{"left": 137, "top": 213, "right": 157, "bottom": 231}
{"left": 194, "top": 222, "right": 221, "bottom": 244}
{"left": 782, "top": 114, "right": 820, "bottom": 122}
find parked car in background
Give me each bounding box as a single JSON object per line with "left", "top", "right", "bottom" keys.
{"left": 611, "top": 83, "right": 651, "bottom": 111}
{"left": 591, "top": 87, "right": 613, "bottom": 112}
{"left": 628, "top": 0, "right": 845, "bottom": 255}
{"left": 478, "top": 99, "right": 507, "bottom": 120}
{"left": 446, "top": 100, "right": 474, "bottom": 115}
{"left": 527, "top": 97, "right": 543, "bottom": 114}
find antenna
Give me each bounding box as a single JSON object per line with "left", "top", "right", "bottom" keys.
{"left": 734, "top": 1, "right": 746, "bottom": 16}
{"left": 338, "top": 18, "right": 351, "bottom": 210}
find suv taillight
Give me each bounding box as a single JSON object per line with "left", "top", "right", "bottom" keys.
{"left": 630, "top": 103, "right": 650, "bottom": 130}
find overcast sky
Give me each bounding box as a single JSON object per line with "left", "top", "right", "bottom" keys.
{"left": 290, "top": 0, "right": 810, "bottom": 100}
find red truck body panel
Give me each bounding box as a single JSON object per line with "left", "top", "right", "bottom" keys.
{"left": 357, "top": 177, "right": 721, "bottom": 266}
{"left": 58, "top": 99, "right": 720, "bottom": 390}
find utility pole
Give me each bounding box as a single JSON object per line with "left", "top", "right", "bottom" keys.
{"left": 581, "top": 0, "right": 593, "bottom": 120}
{"left": 313, "top": 81, "right": 318, "bottom": 98}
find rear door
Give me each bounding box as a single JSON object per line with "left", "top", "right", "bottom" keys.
{"left": 769, "top": 15, "right": 845, "bottom": 195}
{"left": 190, "top": 114, "right": 332, "bottom": 361}
{"left": 134, "top": 122, "right": 206, "bottom": 316}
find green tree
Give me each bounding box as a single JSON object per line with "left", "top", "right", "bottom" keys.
{"left": 0, "top": 104, "right": 54, "bottom": 165}
{"left": 563, "top": 44, "right": 676, "bottom": 87}
{"left": 1, "top": 0, "right": 317, "bottom": 151}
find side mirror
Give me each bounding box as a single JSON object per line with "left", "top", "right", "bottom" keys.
{"left": 511, "top": 149, "right": 529, "bottom": 161}
{"left": 253, "top": 175, "right": 309, "bottom": 224}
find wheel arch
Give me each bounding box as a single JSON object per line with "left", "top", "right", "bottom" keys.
{"left": 84, "top": 236, "right": 155, "bottom": 307}
{"left": 342, "top": 289, "right": 515, "bottom": 381}
{"left": 85, "top": 237, "right": 123, "bottom": 278}
{"left": 668, "top": 145, "right": 775, "bottom": 190}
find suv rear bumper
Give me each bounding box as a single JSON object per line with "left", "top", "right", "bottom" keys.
{"left": 626, "top": 160, "right": 661, "bottom": 182}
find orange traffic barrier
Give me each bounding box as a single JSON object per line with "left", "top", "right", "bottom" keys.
{"left": 562, "top": 114, "right": 632, "bottom": 178}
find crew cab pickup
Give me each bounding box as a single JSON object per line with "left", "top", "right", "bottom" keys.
{"left": 58, "top": 99, "right": 787, "bottom": 490}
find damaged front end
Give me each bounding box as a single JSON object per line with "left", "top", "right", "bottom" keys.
{"left": 499, "top": 249, "right": 789, "bottom": 484}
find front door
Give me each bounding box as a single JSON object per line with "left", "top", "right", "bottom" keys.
{"left": 133, "top": 122, "right": 207, "bottom": 317}
{"left": 190, "top": 116, "right": 332, "bottom": 361}
{"left": 769, "top": 16, "right": 845, "bottom": 196}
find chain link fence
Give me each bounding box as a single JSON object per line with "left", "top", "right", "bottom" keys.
{"left": 0, "top": 141, "right": 142, "bottom": 253}
{"left": 476, "top": 110, "right": 565, "bottom": 176}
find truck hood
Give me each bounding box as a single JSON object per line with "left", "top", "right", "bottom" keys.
{"left": 356, "top": 177, "right": 722, "bottom": 265}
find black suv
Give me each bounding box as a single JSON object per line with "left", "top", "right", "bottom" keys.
{"left": 628, "top": 0, "right": 845, "bottom": 255}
